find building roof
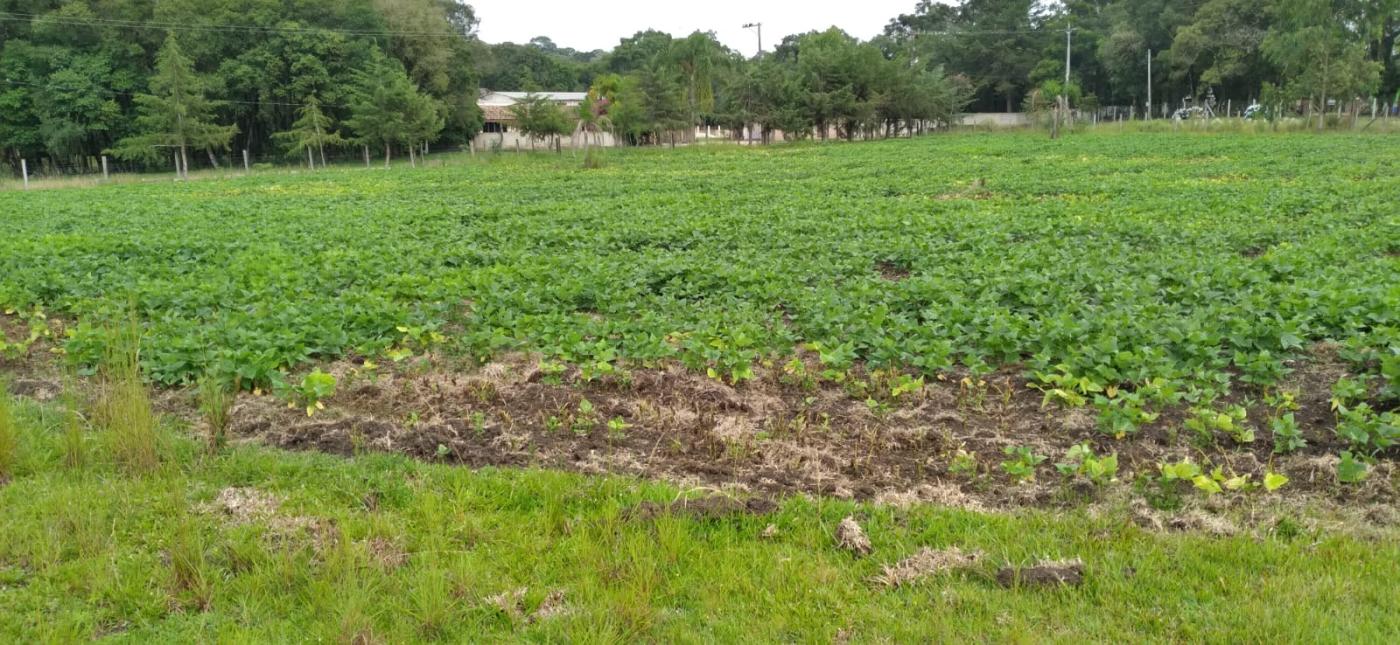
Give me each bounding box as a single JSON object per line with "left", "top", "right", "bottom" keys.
{"left": 479, "top": 91, "right": 588, "bottom": 107}
{"left": 492, "top": 91, "right": 588, "bottom": 101}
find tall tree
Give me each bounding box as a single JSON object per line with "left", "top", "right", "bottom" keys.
{"left": 509, "top": 93, "right": 571, "bottom": 151}
{"left": 638, "top": 66, "right": 689, "bottom": 147}
{"left": 273, "top": 96, "right": 347, "bottom": 169}
{"left": 886, "top": 0, "right": 1051, "bottom": 112}
{"left": 668, "top": 32, "right": 729, "bottom": 129}
{"left": 1264, "top": 0, "right": 1383, "bottom": 129}
{"left": 345, "top": 49, "right": 443, "bottom": 167}
{"left": 111, "top": 36, "right": 237, "bottom": 179}
{"left": 1168, "top": 0, "right": 1277, "bottom": 103}
{"left": 374, "top": 0, "right": 483, "bottom": 145}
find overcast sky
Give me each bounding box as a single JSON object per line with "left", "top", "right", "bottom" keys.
{"left": 468, "top": 0, "right": 932, "bottom": 55}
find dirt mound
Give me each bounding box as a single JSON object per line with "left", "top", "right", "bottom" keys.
{"left": 204, "top": 487, "right": 281, "bottom": 522}
{"left": 6, "top": 378, "right": 60, "bottom": 401}
{"left": 196, "top": 355, "right": 1396, "bottom": 525}
{"left": 996, "top": 559, "right": 1085, "bottom": 588}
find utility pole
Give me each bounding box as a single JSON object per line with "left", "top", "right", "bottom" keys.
{"left": 743, "top": 22, "right": 763, "bottom": 56}
{"left": 1147, "top": 49, "right": 1152, "bottom": 120}
{"left": 1064, "top": 25, "right": 1072, "bottom": 86}
{"left": 1054, "top": 24, "right": 1072, "bottom": 139}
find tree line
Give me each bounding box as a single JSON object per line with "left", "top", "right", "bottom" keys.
{"left": 495, "top": 1, "right": 1397, "bottom": 123}
{"left": 1, "top": 0, "right": 479, "bottom": 174}
{"left": 881, "top": 0, "right": 1398, "bottom": 117}
{"left": 3, "top": 1, "right": 1398, "bottom": 174}
{"left": 502, "top": 28, "right": 969, "bottom": 148}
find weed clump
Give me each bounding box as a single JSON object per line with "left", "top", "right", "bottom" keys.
{"left": 60, "top": 374, "right": 85, "bottom": 469}
{"left": 198, "top": 374, "right": 234, "bottom": 453}
{"left": 99, "top": 319, "right": 159, "bottom": 474}
{"left": 835, "top": 516, "right": 872, "bottom": 556}
{"left": 581, "top": 147, "right": 606, "bottom": 169}
{"left": 0, "top": 382, "right": 17, "bottom": 482}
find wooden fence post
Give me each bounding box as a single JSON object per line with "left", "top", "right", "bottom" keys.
{"left": 21, "top": 159, "right": 29, "bottom": 189}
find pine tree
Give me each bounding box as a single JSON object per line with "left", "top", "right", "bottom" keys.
{"left": 110, "top": 35, "right": 237, "bottom": 178}
{"left": 346, "top": 49, "right": 443, "bottom": 168}
{"left": 273, "top": 96, "right": 347, "bottom": 169}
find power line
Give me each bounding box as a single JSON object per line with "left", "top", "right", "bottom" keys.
{"left": 908, "top": 29, "right": 1047, "bottom": 37}
{"left": 0, "top": 11, "right": 467, "bottom": 39}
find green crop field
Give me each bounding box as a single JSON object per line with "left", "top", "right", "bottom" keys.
{"left": 2, "top": 131, "right": 1399, "bottom": 640}
{"left": 1, "top": 133, "right": 1396, "bottom": 392}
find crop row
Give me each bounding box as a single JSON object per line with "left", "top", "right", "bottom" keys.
{"left": 1, "top": 133, "right": 1396, "bottom": 417}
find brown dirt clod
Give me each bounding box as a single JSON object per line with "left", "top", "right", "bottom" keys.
{"left": 996, "top": 559, "right": 1085, "bottom": 589}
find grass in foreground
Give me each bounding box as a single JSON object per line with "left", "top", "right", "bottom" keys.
{"left": 1, "top": 393, "right": 1397, "bottom": 642}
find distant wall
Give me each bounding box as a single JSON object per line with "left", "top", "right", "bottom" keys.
{"left": 959, "top": 113, "right": 1031, "bottom": 127}
{"left": 470, "top": 130, "right": 617, "bottom": 151}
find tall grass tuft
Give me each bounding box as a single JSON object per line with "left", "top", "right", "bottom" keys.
{"left": 60, "top": 373, "right": 85, "bottom": 469}
{"left": 198, "top": 374, "right": 233, "bottom": 454}
{"left": 100, "top": 317, "right": 159, "bottom": 474}
{"left": 581, "top": 147, "right": 606, "bottom": 170}
{"left": 0, "top": 381, "right": 17, "bottom": 482}
{"left": 168, "top": 517, "right": 216, "bottom": 611}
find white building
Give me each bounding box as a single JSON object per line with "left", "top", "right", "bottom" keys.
{"left": 473, "top": 91, "right": 615, "bottom": 151}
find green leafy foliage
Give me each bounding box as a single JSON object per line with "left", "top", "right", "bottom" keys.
{"left": 1, "top": 134, "right": 1397, "bottom": 400}
{"left": 285, "top": 370, "right": 337, "bottom": 417}
{"left": 948, "top": 449, "right": 979, "bottom": 478}
{"left": 1334, "top": 404, "right": 1399, "bottom": 456}
{"left": 1185, "top": 405, "right": 1252, "bottom": 445}
{"left": 1000, "top": 445, "right": 1047, "bottom": 482}
{"left": 1337, "top": 451, "right": 1370, "bottom": 484}
{"left": 1055, "top": 443, "right": 1119, "bottom": 485}
{"left": 1270, "top": 413, "right": 1305, "bottom": 454}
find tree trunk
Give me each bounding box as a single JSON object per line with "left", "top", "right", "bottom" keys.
{"left": 307, "top": 147, "right": 315, "bottom": 170}
{"left": 179, "top": 145, "right": 189, "bottom": 179}
{"left": 384, "top": 143, "right": 391, "bottom": 169}
{"left": 207, "top": 149, "right": 219, "bottom": 169}
{"left": 1318, "top": 49, "right": 1330, "bottom": 133}
{"left": 319, "top": 144, "right": 327, "bottom": 169}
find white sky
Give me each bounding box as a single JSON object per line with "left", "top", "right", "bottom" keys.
{"left": 468, "top": 0, "right": 933, "bottom": 55}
